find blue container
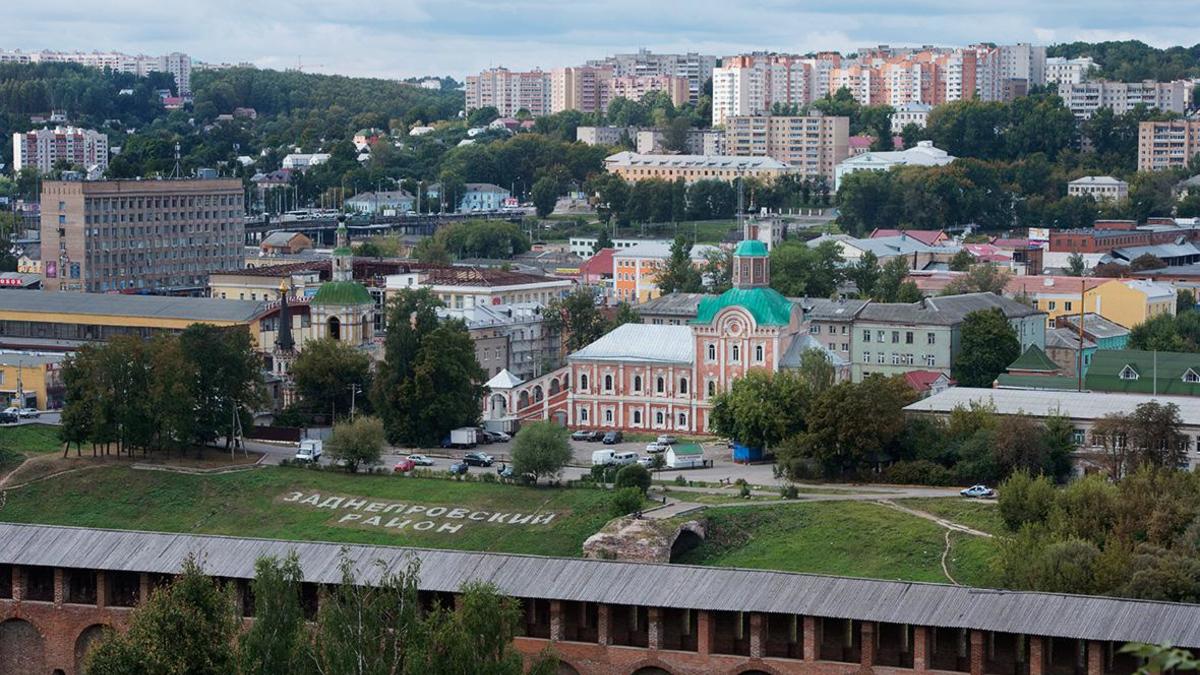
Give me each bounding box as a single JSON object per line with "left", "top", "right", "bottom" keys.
{"left": 731, "top": 442, "right": 764, "bottom": 463}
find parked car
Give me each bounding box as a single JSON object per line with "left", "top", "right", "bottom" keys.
{"left": 294, "top": 439, "right": 323, "bottom": 463}
{"left": 2, "top": 407, "right": 19, "bottom": 417}
{"left": 645, "top": 442, "right": 665, "bottom": 454}
{"left": 656, "top": 435, "right": 677, "bottom": 446}
{"left": 449, "top": 461, "right": 469, "bottom": 475}
{"left": 611, "top": 451, "right": 638, "bottom": 466}
{"left": 393, "top": 459, "right": 416, "bottom": 473}
{"left": 591, "top": 449, "right": 617, "bottom": 466}
{"left": 637, "top": 456, "right": 655, "bottom": 468}
{"left": 464, "top": 452, "right": 494, "bottom": 467}
{"left": 407, "top": 454, "right": 435, "bottom": 466}
{"left": 481, "top": 429, "right": 510, "bottom": 442}
{"left": 0, "top": 411, "right": 17, "bottom": 425}
{"left": 960, "top": 485, "right": 996, "bottom": 499}
{"left": 571, "top": 429, "right": 595, "bottom": 441}
{"left": 16, "top": 408, "right": 39, "bottom": 419}
{"left": 602, "top": 431, "right": 623, "bottom": 444}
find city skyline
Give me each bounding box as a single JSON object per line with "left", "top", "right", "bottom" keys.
{"left": 3, "top": 0, "right": 1200, "bottom": 80}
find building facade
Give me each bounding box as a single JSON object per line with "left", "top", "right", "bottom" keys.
{"left": 465, "top": 67, "right": 551, "bottom": 117}
{"left": 604, "top": 152, "right": 792, "bottom": 184}
{"left": 1138, "top": 119, "right": 1200, "bottom": 172}
{"left": 1044, "top": 56, "right": 1097, "bottom": 84}
{"left": 439, "top": 303, "right": 561, "bottom": 381}
{"left": 12, "top": 127, "right": 108, "bottom": 173}
{"left": 889, "top": 103, "right": 932, "bottom": 133}
{"left": 40, "top": 178, "right": 244, "bottom": 293}
{"left": 0, "top": 49, "right": 192, "bottom": 93}
{"left": 723, "top": 114, "right": 849, "bottom": 180}
{"left": 585, "top": 49, "right": 716, "bottom": 104}
{"left": 613, "top": 241, "right": 720, "bottom": 303}
{"left": 834, "top": 141, "right": 955, "bottom": 190}
{"left": 1067, "top": 176, "right": 1128, "bottom": 201}
{"left": 634, "top": 129, "right": 724, "bottom": 155}
{"left": 1057, "top": 80, "right": 1192, "bottom": 119}
{"left": 550, "top": 66, "right": 613, "bottom": 114}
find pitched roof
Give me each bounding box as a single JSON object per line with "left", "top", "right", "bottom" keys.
{"left": 1069, "top": 175, "right": 1127, "bottom": 187}
{"left": 858, "top": 292, "right": 1042, "bottom": 325}
{"left": 1084, "top": 350, "right": 1200, "bottom": 396}
{"left": 633, "top": 292, "right": 709, "bottom": 318}
{"left": 4, "top": 523, "right": 1200, "bottom": 648}
{"left": 569, "top": 324, "right": 694, "bottom": 364}
{"left": 0, "top": 290, "right": 266, "bottom": 323}
{"left": 903, "top": 370, "right": 951, "bottom": 391}
{"left": 605, "top": 152, "right": 790, "bottom": 170}
{"left": 260, "top": 231, "right": 310, "bottom": 247}
{"left": 779, "top": 333, "right": 848, "bottom": 369}
{"left": 994, "top": 373, "right": 1081, "bottom": 390}
{"left": 1004, "top": 275, "right": 1105, "bottom": 296}
{"left": 579, "top": 247, "right": 616, "bottom": 277}
{"left": 1046, "top": 327, "right": 1096, "bottom": 351}
{"left": 694, "top": 287, "right": 795, "bottom": 327}
{"left": 1008, "top": 345, "right": 1062, "bottom": 373}
{"left": 907, "top": 387, "right": 1200, "bottom": 425}
{"left": 868, "top": 229, "right": 945, "bottom": 246}
{"left": 484, "top": 369, "right": 524, "bottom": 389}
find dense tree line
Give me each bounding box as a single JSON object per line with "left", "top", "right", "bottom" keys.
{"left": 1129, "top": 305, "right": 1200, "bottom": 352}
{"left": 414, "top": 219, "right": 531, "bottom": 263}
{"left": 58, "top": 324, "right": 263, "bottom": 456}
{"left": 1047, "top": 40, "right": 1200, "bottom": 82}
{"left": 85, "top": 552, "right": 550, "bottom": 675}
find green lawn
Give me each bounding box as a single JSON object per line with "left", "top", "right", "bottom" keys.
{"left": 0, "top": 465, "right": 615, "bottom": 557}
{"left": 897, "top": 497, "right": 1008, "bottom": 535}
{"left": 673, "top": 501, "right": 999, "bottom": 586}
{"left": 0, "top": 424, "right": 62, "bottom": 455}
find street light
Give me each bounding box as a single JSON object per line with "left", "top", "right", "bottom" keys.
{"left": 348, "top": 384, "right": 362, "bottom": 419}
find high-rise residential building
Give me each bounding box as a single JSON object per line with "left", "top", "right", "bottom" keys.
{"left": 0, "top": 49, "right": 192, "bottom": 94}
{"left": 711, "top": 53, "right": 820, "bottom": 125}
{"left": 1045, "top": 56, "right": 1098, "bottom": 85}
{"left": 1138, "top": 119, "right": 1200, "bottom": 172}
{"left": 609, "top": 75, "right": 690, "bottom": 107}
{"left": 1057, "top": 80, "right": 1192, "bottom": 119}
{"left": 12, "top": 126, "right": 108, "bottom": 173}
{"left": 40, "top": 178, "right": 245, "bottom": 293}
{"left": 635, "top": 128, "right": 725, "bottom": 155}
{"left": 997, "top": 43, "right": 1047, "bottom": 87}
{"left": 465, "top": 67, "right": 551, "bottom": 117}
{"left": 723, "top": 114, "right": 849, "bottom": 180}
{"left": 585, "top": 49, "right": 716, "bottom": 104}
{"left": 550, "top": 66, "right": 613, "bottom": 114}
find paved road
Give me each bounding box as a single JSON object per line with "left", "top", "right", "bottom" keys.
{"left": 1, "top": 412, "right": 61, "bottom": 427}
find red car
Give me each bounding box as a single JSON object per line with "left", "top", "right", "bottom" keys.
{"left": 393, "top": 459, "right": 416, "bottom": 473}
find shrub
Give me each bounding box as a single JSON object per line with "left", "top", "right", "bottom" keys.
{"left": 780, "top": 484, "right": 799, "bottom": 499}
{"left": 734, "top": 478, "right": 748, "bottom": 486}
{"left": 481, "top": 472, "right": 497, "bottom": 483}
{"left": 614, "top": 464, "right": 652, "bottom": 494}
{"left": 881, "top": 460, "right": 955, "bottom": 486}
{"left": 673, "top": 474, "right": 687, "bottom": 486}
{"left": 739, "top": 485, "right": 751, "bottom": 498}
{"left": 998, "top": 470, "right": 1057, "bottom": 531}
{"left": 609, "top": 487, "right": 644, "bottom": 517}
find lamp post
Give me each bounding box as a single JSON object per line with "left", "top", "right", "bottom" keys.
{"left": 348, "top": 384, "right": 362, "bottom": 419}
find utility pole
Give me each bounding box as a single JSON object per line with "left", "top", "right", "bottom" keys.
{"left": 348, "top": 384, "right": 362, "bottom": 419}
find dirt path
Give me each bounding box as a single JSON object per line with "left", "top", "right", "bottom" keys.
{"left": 875, "top": 499, "right": 994, "bottom": 538}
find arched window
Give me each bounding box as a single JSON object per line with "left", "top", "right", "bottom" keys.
{"left": 707, "top": 380, "right": 716, "bottom": 397}
{"left": 678, "top": 412, "right": 687, "bottom": 427}
{"left": 633, "top": 410, "right": 642, "bottom": 424}
{"left": 580, "top": 373, "right": 589, "bottom": 390}
{"left": 604, "top": 409, "right": 613, "bottom": 423}
{"left": 755, "top": 344, "right": 764, "bottom": 362}
{"left": 633, "top": 375, "right": 642, "bottom": 392}
{"left": 327, "top": 316, "right": 341, "bottom": 341}
{"left": 707, "top": 343, "right": 716, "bottom": 361}
{"left": 679, "top": 378, "right": 689, "bottom": 395}
{"left": 579, "top": 408, "right": 589, "bottom": 422}
{"left": 604, "top": 374, "right": 613, "bottom": 391}
{"left": 731, "top": 344, "right": 740, "bottom": 362}
{"left": 656, "top": 377, "right": 665, "bottom": 394}
{"left": 655, "top": 411, "right": 664, "bottom": 425}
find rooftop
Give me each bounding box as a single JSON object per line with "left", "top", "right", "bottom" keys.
{"left": 418, "top": 267, "right": 571, "bottom": 289}
{"left": 1069, "top": 175, "right": 1128, "bottom": 186}
{"left": 906, "top": 386, "right": 1200, "bottom": 426}
{"left": 0, "top": 290, "right": 266, "bottom": 323}
{"left": 1045, "top": 327, "right": 1097, "bottom": 351}
{"left": 1057, "top": 313, "right": 1132, "bottom": 340}
{"left": 868, "top": 229, "right": 945, "bottom": 246}
{"left": 569, "top": 324, "right": 694, "bottom": 364}
{"left": 858, "top": 293, "right": 1042, "bottom": 326}
{"left": 837, "top": 140, "right": 954, "bottom": 168}
{"left": 1085, "top": 350, "right": 1200, "bottom": 396}
{"left": 2, "top": 523, "right": 1200, "bottom": 648}
{"left": 633, "top": 292, "right": 708, "bottom": 318}
{"left": 694, "top": 287, "right": 795, "bottom": 327}
{"left": 1008, "top": 345, "right": 1062, "bottom": 373}
{"left": 734, "top": 239, "right": 768, "bottom": 257}
{"left": 310, "top": 280, "right": 373, "bottom": 306}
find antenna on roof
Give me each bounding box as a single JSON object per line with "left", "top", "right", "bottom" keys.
{"left": 169, "top": 142, "right": 182, "bottom": 179}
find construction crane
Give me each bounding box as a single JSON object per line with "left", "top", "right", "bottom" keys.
{"left": 288, "top": 57, "right": 325, "bottom": 72}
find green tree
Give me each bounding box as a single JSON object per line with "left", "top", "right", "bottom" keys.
{"left": 1065, "top": 252, "right": 1086, "bottom": 276}
{"left": 544, "top": 289, "right": 608, "bottom": 352}
{"left": 608, "top": 302, "right": 642, "bottom": 330}
{"left": 1129, "top": 253, "right": 1168, "bottom": 272}
{"left": 872, "top": 256, "right": 920, "bottom": 302}
{"left": 769, "top": 239, "right": 844, "bottom": 297}
{"left": 615, "top": 463, "right": 652, "bottom": 493}
{"left": 609, "top": 486, "right": 644, "bottom": 516}
{"left": 237, "top": 554, "right": 309, "bottom": 675}
{"left": 710, "top": 370, "right": 811, "bottom": 451}
{"left": 531, "top": 176, "right": 558, "bottom": 218}
{"left": 290, "top": 337, "right": 372, "bottom": 420}
{"left": 847, "top": 250, "right": 880, "bottom": 297}
{"left": 1180, "top": 288, "right": 1197, "bottom": 314}
{"left": 796, "top": 348, "right": 836, "bottom": 398}
{"left": 949, "top": 249, "right": 974, "bottom": 272}
{"left": 179, "top": 323, "right": 264, "bottom": 449}
{"left": 953, "top": 308, "right": 1021, "bottom": 387}
{"left": 701, "top": 246, "right": 733, "bottom": 293}
{"left": 661, "top": 116, "right": 692, "bottom": 153}
{"left": 656, "top": 235, "right": 702, "bottom": 294}
{"left": 466, "top": 105, "right": 500, "bottom": 127}
{"left": 84, "top": 556, "right": 238, "bottom": 675}
{"left": 327, "top": 415, "right": 385, "bottom": 472}
{"left": 1129, "top": 313, "right": 1188, "bottom": 352}
{"left": 792, "top": 374, "right": 914, "bottom": 476}
{"left": 998, "top": 470, "right": 1058, "bottom": 530}
{"left": 510, "top": 421, "right": 572, "bottom": 481}
{"left": 942, "top": 263, "right": 1011, "bottom": 296}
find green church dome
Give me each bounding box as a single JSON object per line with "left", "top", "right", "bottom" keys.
{"left": 734, "top": 239, "right": 769, "bottom": 257}
{"left": 311, "top": 280, "right": 373, "bottom": 306}
{"left": 693, "top": 287, "right": 794, "bottom": 327}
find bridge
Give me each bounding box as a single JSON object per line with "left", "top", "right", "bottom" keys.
{"left": 242, "top": 209, "right": 530, "bottom": 246}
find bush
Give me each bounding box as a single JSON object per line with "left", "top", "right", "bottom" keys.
{"left": 881, "top": 460, "right": 955, "bottom": 486}
{"left": 327, "top": 416, "right": 385, "bottom": 473}
{"left": 510, "top": 421, "right": 572, "bottom": 480}
{"left": 614, "top": 464, "right": 652, "bottom": 494}
{"left": 739, "top": 485, "right": 751, "bottom": 498}
{"left": 673, "top": 474, "right": 687, "bottom": 486}
{"left": 609, "top": 487, "right": 644, "bottom": 517}
{"left": 781, "top": 484, "right": 799, "bottom": 499}
{"left": 998, "top": 470, "right": 1057, "bottom": 531}
{"left": 590, "top": 464, "right": 618, "bottom": 484}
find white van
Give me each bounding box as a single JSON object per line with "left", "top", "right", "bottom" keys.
{"left": 295, "top": 439, "right": 323, "bottom": 463}
{"left": 612, "top": 451, "right": 638, "bottom": 466}
{"left": 591, "top": 449, "right": 616, "bottom": 466}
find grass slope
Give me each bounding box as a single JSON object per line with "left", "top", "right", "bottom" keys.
{"left": 674, "top": 501, "right": 999, "bottom": 587}
{"left": 0, "top": 465, "right": 614, "bottom": 557}
{"left": 0, "top": 424, "right": 62, "bottom": 455}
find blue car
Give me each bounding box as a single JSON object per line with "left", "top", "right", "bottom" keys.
{"left": 449, "top": 462, "right": 469, "bottom": 475}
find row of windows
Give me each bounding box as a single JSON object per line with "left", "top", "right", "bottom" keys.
{"left": 580, "top": 406, "right": 689, "bottom": 428}
{"left": 705, "top": 342, "right": 765, "bottom": 364}
{"left": 81, "top": 194, "right": 242, "bottom": 210}
{"left": 580, "top": 373, "right": 689, "bottom": 395}
{"left": 863, "top": 352, "right": 937, "bottom": 367}
{"left": 861, "top": 329, "right": 936, "bottom": 345}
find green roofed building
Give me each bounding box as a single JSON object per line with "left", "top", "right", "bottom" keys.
{"left": 1084, "top": 350, "right": 1200, "bottom": 397}
{"left": 309, "top": 219, "right": 375, "bottom": 345}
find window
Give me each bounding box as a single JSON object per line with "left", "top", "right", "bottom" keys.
{"left": 809, "top": 324, "right": 819, "bottom": 334}
{"left": 655, "top": 411, "right": 664, "bottom": 425}
{"left": 604, "top": 409, "right": 614, "bottom": 423}
{"left": 580, "top": 374, "right": 589, "bottom": 390}
{"left": 707, "top": 380, "right": 716, "bottom": 397}
{"left": 877, "top": 352, "right": 885, "bottom": 364}
{"left": 827, "top": 325, "right": 835, "bottom": 334}
{"left": 678, "top": 412, "right": 687, "bottom": 427}
{"left": 864, "top": 351, "right": 871, "bottom": 363}
{"left": 927, "top": 332, "right": 936, "bottom": 345}
{"left": 1065, "top": 301, "right": 1073, "bottom": 311}
{"left": 633, "top": 375, "right": 642, "bottom": 392}
{"left": 754, "top": 345, "right": 764, "bottom": 362}
{"left": 731, "top": 345, "right": 740, "bottom": 362}
{"left": 891, "top": 331, "right": 900, "bottom": 344}
{"left": 707, "top": 343, "right": 716, "bottom": 361}
{"left": 924, "top": 354, "right": 936, "bottom": 367}
{"left": 1185, "top": 369, "right": 1200, "bottom": 384}
{"left": 863, "top": 330, "right": 871, "bottom": 342}
{"left": 891, "top": 353, "right": 901, "bottom": 365}
{"left": 579, "top": 408, "right": 589, "bottom": 422}
{"left": 1072, "top": 429, "right": 1085, "bottom": 445}
{"left": 905, "top": 331, "right": 914, "bottom": 344}
{"left": 841, "top": 343, "right": 848, "bottom": 352}
{"left": 1049, "top": 301, "right": 1057, "bottom": 310}
{"left": 656, "top": 377, "right": 665, "bottom": 394}
{"left": 1119, "top": 365, "right": 1139, "bottom": 381}
{"left": 604, "top": 374, "right": 613, "bottom": 391}
{"left": 679, "top": 378, "right": 689, "bottom": 394}
{"left": 633, "top": 410, "right": 642, "bottom": 424}
{"left": 841, "top": 325, "right": 848, "bottom": 335}
{"left": 877, "top": 330, "right": 886, "bottom": 342}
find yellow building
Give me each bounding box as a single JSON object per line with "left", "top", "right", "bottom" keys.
{"left": 1087, "top": 279, "right": 1176, "bottom": 329}
{"left": 1009, "top": 276, "right": 1106, "bottom": 328}
{"left": 0, "top": 352, "right": 65, "bottom": 410}
{"left": 604, "top": 151, "right": 793, "bottom": 184}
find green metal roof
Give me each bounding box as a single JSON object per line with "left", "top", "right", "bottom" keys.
{"left": 1084, "top": 349, "right": 1200, "bottom": 396}
{"left": 310, "top": 280, "right": 374, "bottom": 306}
{"left": 670, "top": 443, "right": 703, "bottom": 456}
{"left": 995, "top": 373, "right": 1081, "bottom": 390}
{"left": 734, "top": 240, "right": 769, "bottom": 257}
{"left": 693, "top": 287, "right": 794, "bottom": 327}
{"left": 1007, "top": 345, "right": 1061, "bottom": 373}
{"left": 332, "top": 247, "right": 353, "bottom": 256}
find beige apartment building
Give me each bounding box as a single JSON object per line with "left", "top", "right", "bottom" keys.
{"left": 465, "top": 67, "right": 551, "bottom": 117}
{"left": 604, "top": 152, "right": 793, "bottom": 184}
{"left": 550, "top": 66, "right": 613, "bottom": 114}
{"left": 1138, "top": 119, "right": 1200, "bottom": 172}
{"left": 41, "top": 178, "right": 244, "bottom": 293}
{"left": 723, "top": 114, "right": 849, "bottom": 180}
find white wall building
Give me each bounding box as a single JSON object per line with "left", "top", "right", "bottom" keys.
{"left": 834, "top": 141, "right": 955, "bottom": 190}
{"left": 1045, "top": 57, "right": 1098, "bottom": 85}
{"left": 0, "top": 49, "right": 192, "bottom": 93}
{"left": 1068, "top": 176, "right": 1129, "bottom": 202}
{"left": 1057, "top": 80, "right": 1192, "bottom": 119}
{"left": 890, "top": 103, "right": 933, "bottom": 133}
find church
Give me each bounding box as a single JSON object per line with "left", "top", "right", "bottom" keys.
{"left": 490, "top": 237, "right": 838, "bottom": 434}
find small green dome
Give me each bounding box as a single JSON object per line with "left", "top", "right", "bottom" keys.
{"left": 311, "top": 280, "right": 373, "bottom": 306}
{"left": 734, "top": 239, "right": 769, "bottom": 257}
{"left": 693, "top": 287, "right": 793, "bottom": 327}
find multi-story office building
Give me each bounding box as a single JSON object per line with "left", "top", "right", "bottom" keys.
{"left": 12, "top": 126, "right": 108, "bottom": 173}
{"left": 1045, "top": 56, "right": 1098, "bottom": 84}
{"left": 1057, "top": 80, "right": 1192, "bottom": 119}
{"left": 465, "top": 67, "right": 551, "bottom": 117}
{"left": 0, "top": 49, "right": 192, "bottom": 93}
{"left": 1138, "top": 119, "right": 1200, "bottom": 172}
{"left": 40, "top": 178, "right": 245, "bottom": 293}
{"left": 723, "top": 114, "right": 849, "bottom": 180}
{"left": 585, "top": 49, "right": 716, "bottom": 104}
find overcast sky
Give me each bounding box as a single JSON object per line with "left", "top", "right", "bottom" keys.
{"left": 4, "top": 1, "right": 1198, "bottom": 79}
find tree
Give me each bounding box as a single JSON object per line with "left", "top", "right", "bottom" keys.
{"left": 942, "top": 262, "right": 1011, "bottom": 296}
{"left": 608, "top": 302, "right": 642, "bottom": 330}
{"left": 84, "top": 556, "right": 238, "bottom": 675}
{"left": 466, "top": 105, "right": 500, "bottom": 127}
{"left": 1128, "top": 401, "right": 1188, "bottom": 470}
{"left": 872, "top": 256, "right": 916, "bottom": 302}
{"left": 661, "top": 116, "right": 691, "bottom": 152}
{"left": 290, "top": 337, "right": 372, "bottom": 420}
{"left": 796, "top": 348, "right": 836, "bottom": 398}
{"left": 609, "top": 487, "right": 644, "bottom": 516}
{"left": 531, "top": 176, "right": 558, "bottom": 218}
{"left": 593, "top": 226, "right": 614, "bottom": 253}
{"left": 998, "top": 470, "right": 1058, "bottom": 530}
{"left": 846, "top": 250, "right": 880, "bottom": 297}
{"left": 237, "top": 554, "right": 308, "bottom": 675}
{"left": 949, "top": 249, "right": 974, "bottom": 272}
{"left": 700, "top": 247, "right": 733, "bottom": 293}
{"left": 615, "top": 463, "right": 652, "bottom": 493}
{"left": 953, "top": 308, "right": 1021, "bottom": 387}
{"left": 1065, "top": 252, "right": 1087, "bottom": 276}
{"left": 1129, "top": 313, "right": 1188, "bottom": 352}
{"left": 1129, "top": 253, "right": 1168, "bottom": 272}
{"left": 1179, "top": 288, "right": 1197, "bottom": 314}
{"left": 327, "top": 415, "right": 385, "bottom": 472}
{"left": 179, "top": 324, "right": 264, "bottom": 449}
{"left": 769, "top": 240, "right": 844, "bottom": 297}
{"left": 510, "top": 421, "right": 572, "bottom": 481}
{"left": 792, "top": 374, "right": 914, "bottom": 476}
{"left": 656, "top": 235, "right": 702, "bottom": 294}
{"left": 545, "top": 289, "right": 608, "bottom": 352}
{"left": 710, "top": 370, "right": 811, "bottom": 452}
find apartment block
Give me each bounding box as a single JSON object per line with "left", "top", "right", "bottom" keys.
{"left": 610, "top": 75, "right": 690, "bottom": 107}
{"left": 1045, "top": 56, "right": 1097, "bottom": 85}
{"left": 711, "top": 53, "right": 819, "bottom": 126}
{"left": 40, "top": 178, "right": 245, "bottom": 292}
{"left": 576, "top": 126, "right": 636, "bottom": 146}
{"left": 1138, "top": 119, "right": 1200, "bottom": 172}
{"left": 635, "top": 128, "right": 724, "bottom": 155}
{"left": 1057, "top": 80, "right": 1192, "bottom": 119}
{"left": 0, "top": 49, "right": 192, "bottom": 93}
{"left": 465, "top": 67, "right": 551, "bottom": 117}
{"left": 12, "top": 126, "right": 108, "bottom": 173}
{"left": 723, "top": 114, "right": 849, "bottom": 180}
{"left": 585, "top": 49, "right": 716, "bottom": 104}
{"left": 550, "top": 66, "right": 613, "bottom": 114}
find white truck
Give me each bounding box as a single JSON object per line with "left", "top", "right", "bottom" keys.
{"left": 295, "top": 439, "right": 323, "bottom": 463}
{"left": 444, "top": 427, "right": 478, "bottom": 449}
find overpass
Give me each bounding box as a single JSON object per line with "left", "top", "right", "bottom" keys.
{"left": 0, "top": 523, "right": 1191, "bottom": 674}
{"left": 243, "top": 210, "right": 530, "bottom": 246}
